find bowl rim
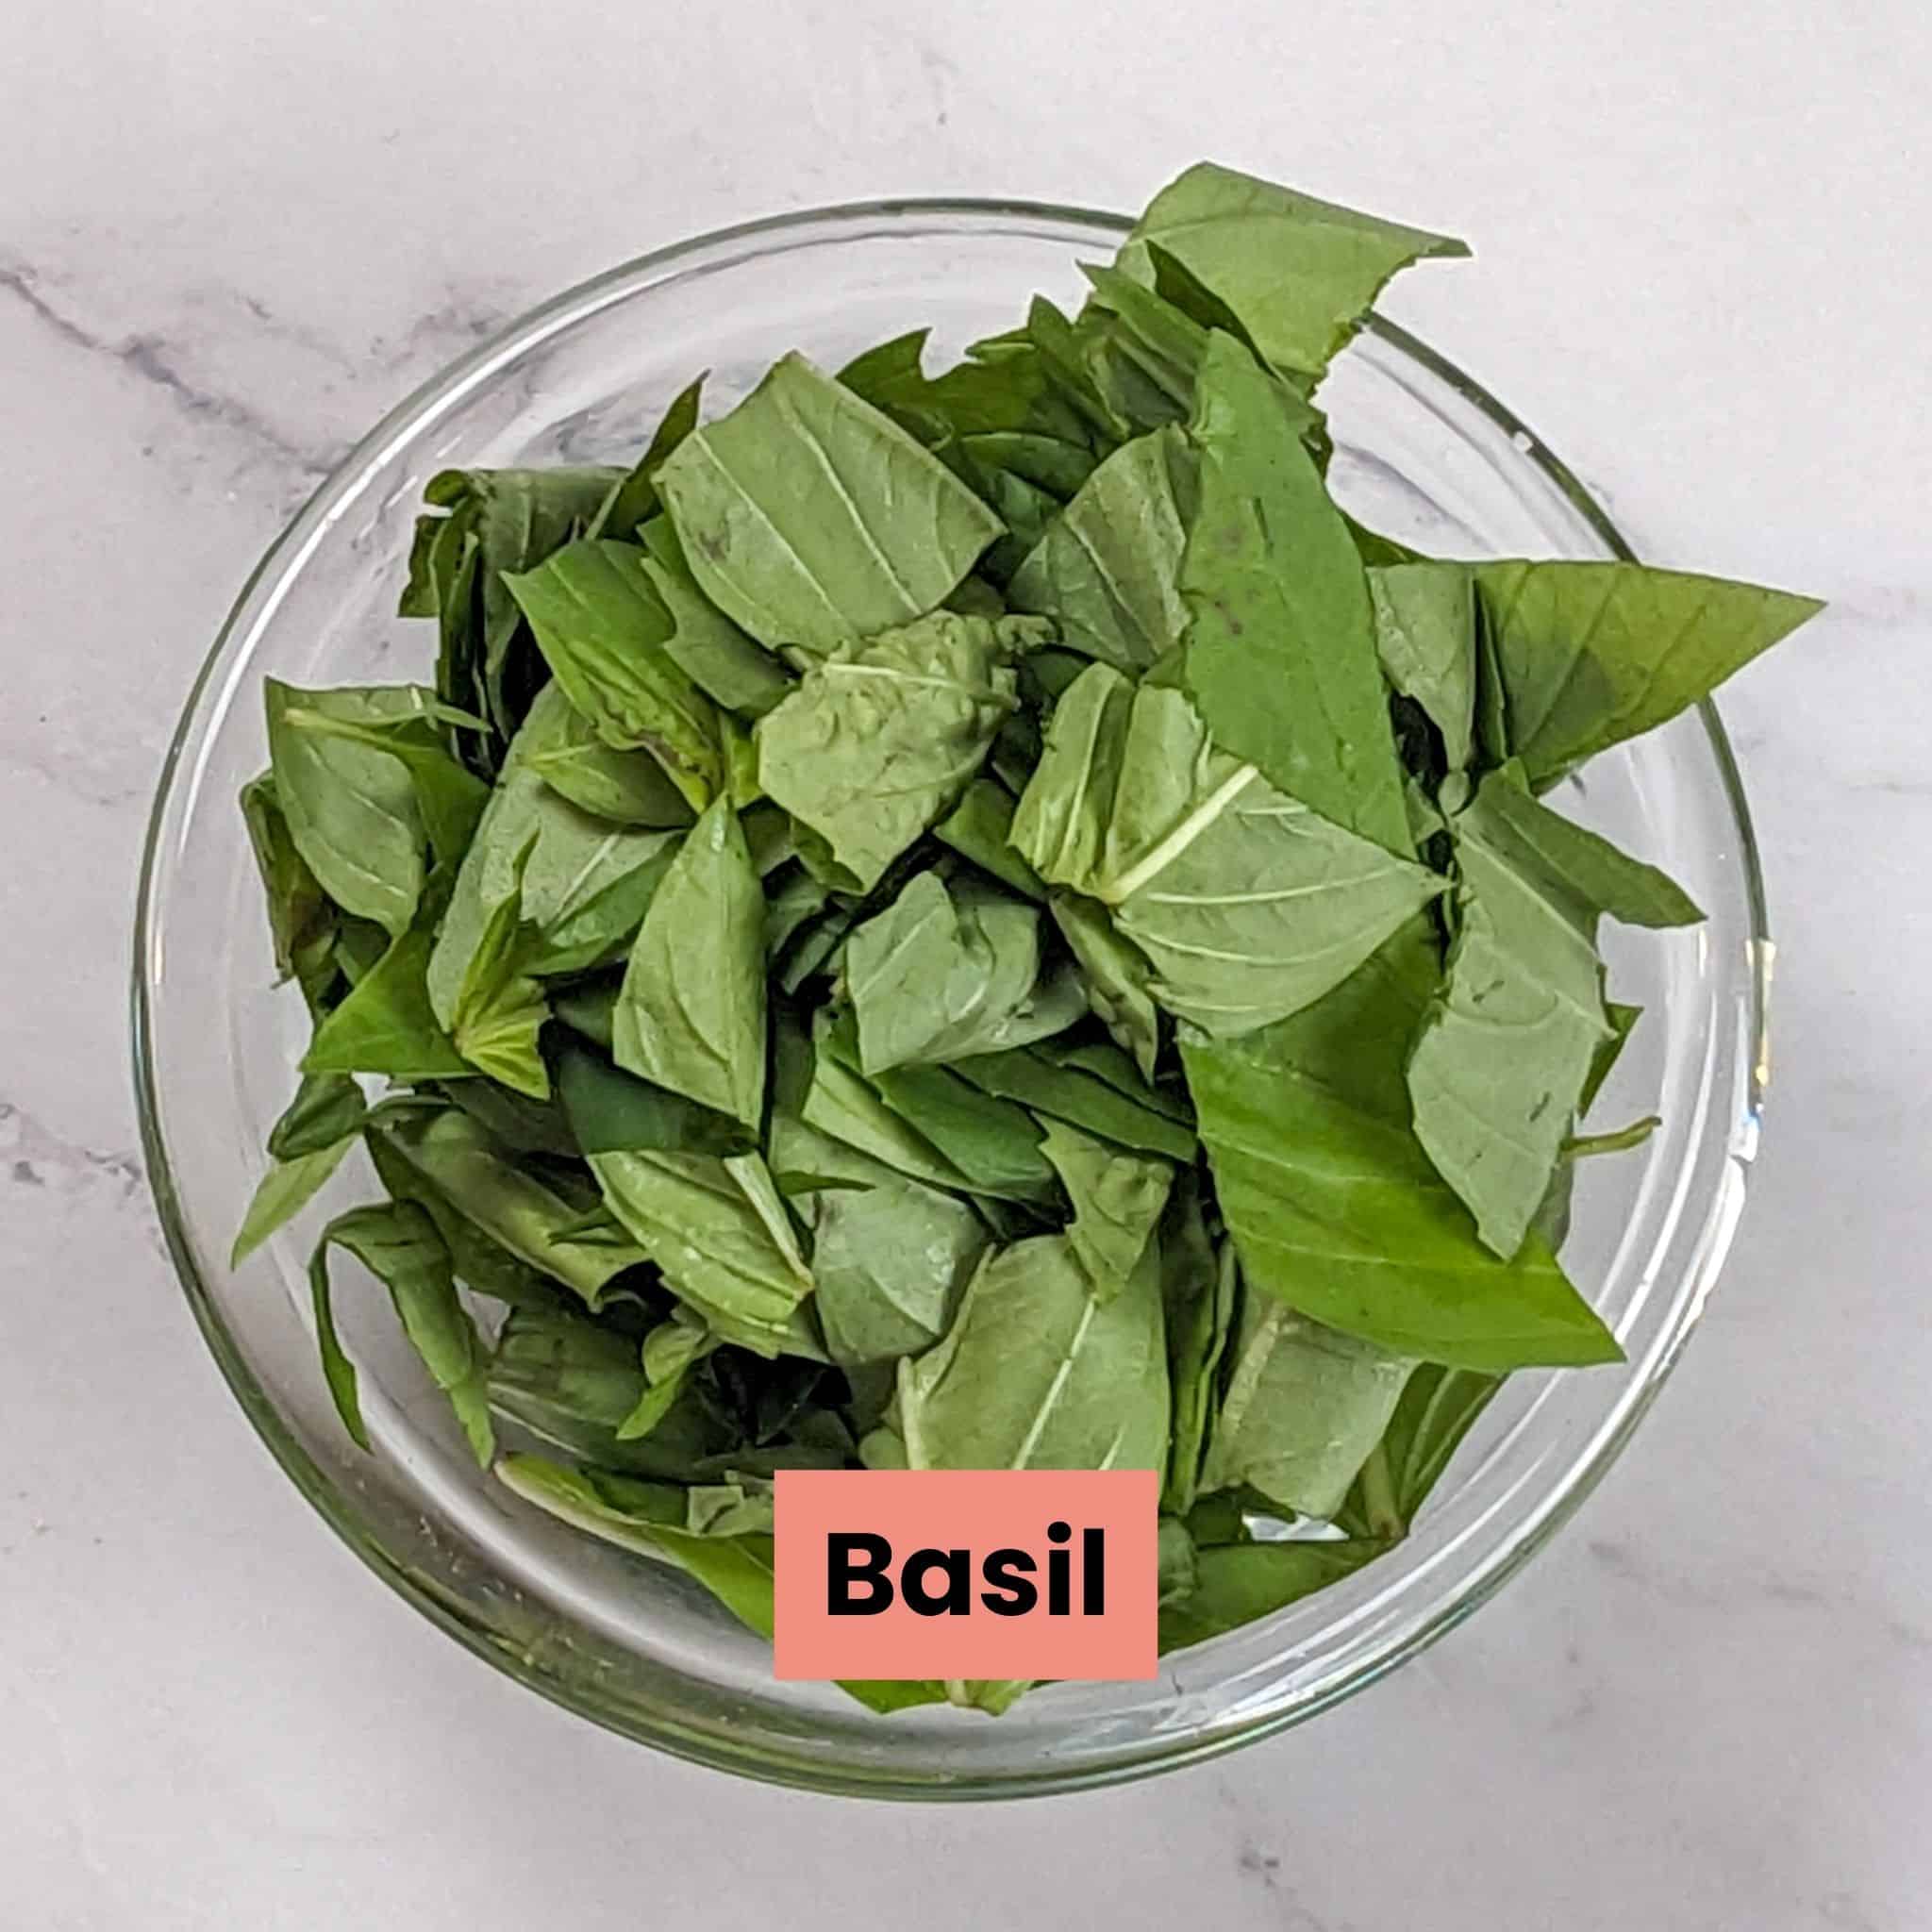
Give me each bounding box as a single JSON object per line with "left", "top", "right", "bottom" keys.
{"left": 131, "top": 194, "right": 1770, "bottom": 1800}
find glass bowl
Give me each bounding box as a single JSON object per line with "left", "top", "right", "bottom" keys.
{"left": 133, "top": 201, "right": 1769, "bottom": 1799}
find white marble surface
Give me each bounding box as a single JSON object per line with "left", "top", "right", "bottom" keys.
{"left": 4, "top": 3, "right": 1929, "bottom": 1924}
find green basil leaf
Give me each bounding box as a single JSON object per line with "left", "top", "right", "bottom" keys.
{"left": 1069, "top": 265, "right": 1222, "bottom": 436}
{"left": 488, "top": 1315, "right": 738, "bottom": 1477}
{"left": 424, "top": 465, "right": 622, "bottom": 745}
{"left": 1012, "top": 665, "right": 1441, "bottom": 1035}
{"left": 591, "top": 1149, "right": 817, "bottom": 1357}
{"left": 1473, "top": 559, "right": 1824, "bottom": 787}
{"left": 1038, "top": 1118, "right": 1172, "bottom": 1295}
{"left": 1121, "top": 160, "right": 1467, "bottom": 383}
{"left": 615, "top": 1340, "right": 708, "bottom": 1447}
{"left": 495, "top": 1455, "right": 943, "bottom": 1714}
{"left": 767, "top": 1110, "right": 989, "bottom": 1368}
{"left": 557, "top": 1041, "right": 754, "bottom": 1158}
{"left": 304, "top": 1209, "right": 373, "bottom": 1450}
{"left": 799, "top": 1012, "right": 979, "bottom": 1195}
{"left": 1158, "top": 1537, "right": 1390, "bottom": 1653}
{"left": 1470, "top": 765, "right": 1705, "bottom": 927}
{"left": 264, "top": 680, "right": 428, "bottom": 936}
{"left": 592, "top": 374, "right": 705, "bottom": 539}
{"left": 638, "top": 518, "right": 798, "bottom": 718}
{"left": 1198, "top": 1297, "right": 1414, "bottom": 1520}
{"left": 757, "top": 612, "right": 1045, "bottom": 892}
{"left": 304, "top": 919, "right": 473, "bottom": 1084}
{"left": 371, "top": 1106, "right": 645, "bottom": 1307}
{"left": 639, "top": 1306, "right": 713, "bottom": 1390}
{"left": 1371, "top": 562, "right": 1478, "bottom": 771}
{"left": 399, "top": 510, "right": 450, "bottom": 621}
{"left": 240, "top": 774, "right": 338, "bottom": 998}
{"left": 448, "top": 838, "right": 550, "bottom": 1099}
{"left": 684, "top": 1476, "right": 777, "bottom": 1538}
{"left": 1020, "top": 294, "right": 1132, "bottom": 443}
{"left": 932, "top": 777, "right": 1046, "bottom": 901}
{"left": 948, "top": 1041, "right": 1195, "bottom": 1162}
{"left": 1183, "top": 923, "right": 1621, "bottom": 1371}
{"left": 657, "top": 352, "right": 1004, "bottom": 654}
{"left": 897, "top": 1233, "right": 1169, "bottom": 1472}
{"left": 1343, "top": 1364, "right": 1503, "bottom": 1540}
{"left": 527, "top": 707, "right": 698, "bottom": 827}
{"left": 420, "top": 508, "right": 492, "bottom": 774}
{"left": 1581, "top": 999, "right": 1644, "bottom": 1116}
{"left": 230, "top": 1133, "right": 358, "bottom": 1268}
{"left": 740, "top": 801, "right": 794, "bottom": 876}
{"left": 1036, "top": 1037, "right": 1194, "bottom": 1122}
{"left": 551, "top": 978, "right": 620, "bottom": 1051}
{"left": 762, "top": 865, "right": 832, "bottom": 966}
{"left": 1045, "top": 891, "right": 1162, "bottom": 1079}
{"left": 503, "top": 538, "right": 724, "bottom": 807}
{"left": 544, "top": 1201, "right": 640, "bottom": 1247}
{"left": 769, "top": 1172, "right": 872, "bottom": 1199}
{"left": 266, "top": 1073, "right": 367, "bottom": 1160}
{"left": 836, "top": 327, "right": 939, "bottom": 415}
{"left": 1008, "top": 426, "right": 1196, "bottom": 670}
{"left": 612, "top": 797, "right": 767, "bottom": 1128}
{"left": 1007, "top": 658, "right": 1130, "bottom": 883}
{"left": 844, "top": 872, "right": 1082, "bottom": 1074}
{"left": 1382, "top": 1362, "right": 1502, "bottom": 1519}
{"left": 861, "top": 1056, "right": 1059, "bottom": 1207}
{"left": 441, "top": 1079, "right": 579, "bottom": 1158}
{"left": 365, "top": 1125, "right": 552, "bottom": 1307}
{"left": 280, "top": 701, "right": 490, "bottom": 876}
{"left": 524, "top": 842, "right": 680, "bottom": 978}
{"left": 1158, "top": 1516, "right": 1200, "bottom": 1607}
{"left": 1407, "top": 769, "right": 1696, "bottom": 1259}
{"left": 1161, "top": 1183, "right": 1235, "bottom": 1515}
{"left": 428, "top": 684, "right": 676, "bottom": 1025}
{"left": 308, "top": 1200, "right": 495, "bottom": 1466}
{"left": 1180, "top": 337, "right": 1411, "bottom": 856}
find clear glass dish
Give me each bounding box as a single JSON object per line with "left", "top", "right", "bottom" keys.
{"left": 133, "top": 201, "right": 1770, "bottom": 1800}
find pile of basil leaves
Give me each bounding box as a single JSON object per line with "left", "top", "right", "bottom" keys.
{"left": 233, "top": 162, "right": 1819, "bottom": 1714}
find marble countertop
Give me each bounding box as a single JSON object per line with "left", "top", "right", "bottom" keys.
{"left": 5, "top": 4, "right": 1927, "bottom": 1925}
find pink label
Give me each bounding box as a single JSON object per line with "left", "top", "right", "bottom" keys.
{"left": 773, "top": 1469, "right": 1158, "bottom": 1682}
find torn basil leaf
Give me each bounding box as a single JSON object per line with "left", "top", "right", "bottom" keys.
{"left": 264, "top": 680, "right": 429, "bottom": 937}
{"left": 1038, "top": 1117, "right": 1172, "bottom": 1294}
{"left": 308, "top": 1200, "right": 495, "bottom": 1466}
{"left": 1179, "top": 336, "right": 1412, "bottom": 856}
{"left": 591, "top": 1148, "right": 816, "bottom": 1357}
{"left": 591, "top": 374, "right": 705, "bottom": 540}
{"left": 613, "top": 796, "right": 768, "bottom": 1129}
{"left": 1120, "top": 160, "right": 1468, "bottom": 384}
{"left": 504, "top": 537, "right": 724, "bottom": 807}
{"left": 1008, "top": 426, "right": 1196, "bottom": 671}
{"left": 426, "top": 684, "right": 676, "bottom": 1025}
{"left": 932, "top": 777, "right": 1046, "bottom": 901}
{"left": 1012, "top": 664, "right": 1441, "bottom": 1034}
{"left": 1407, "top": 768, "right": 1701, "bottom": 1259}
{"left": 757, "top": 611, "right": 1045, "bottom": 891}
{"left": 897, "top": 1234, "right": 1169, "bottom": 1474}
{"left": 1371, "top": 562, "right": 1478, "bottom": 772}
{"left": 843, "top": 871, "right": 1082, "bottom": 1074}
{"left": 526, "top": 705, "right": 698, "bottom": 828}
{"left": 1198, "top": 1299, "right": 1413, "bottom": 1519}
{"left": 1473, "top": 560, "right": 1822, "bottom": 787}
{"left": 768, "top": 1109, "right": 988, "bottom": 1369}
{"left": 1185, "top": 924, "right": 1620, "bottom": 1371}
{"left": 658, "top": 352, "right": 1004, "bottom": 653}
